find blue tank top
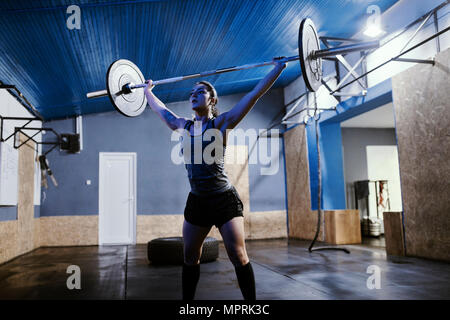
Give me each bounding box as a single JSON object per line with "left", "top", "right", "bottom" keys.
{"left": 182, "top": 118, "right": 231, "bottom": 196}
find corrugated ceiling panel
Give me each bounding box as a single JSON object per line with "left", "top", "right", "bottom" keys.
{"left": 0, "top": 0, "right": 399, "bottom": 120}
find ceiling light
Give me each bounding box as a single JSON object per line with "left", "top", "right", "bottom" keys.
{"left": 364, "top": 24, "right": 384, "bottom": 38}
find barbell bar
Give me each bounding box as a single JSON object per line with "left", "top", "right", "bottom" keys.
{"left": 85, "top": 55, "right": 302, "bottom": 100}
{"left": 312, "top": 40, "right": 380, "bottom": 59}
{"left": 86, "top": 18, "right": 380, "bottom": 117}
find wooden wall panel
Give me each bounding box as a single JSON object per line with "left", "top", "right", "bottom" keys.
{"left": 0, "top": 135, "right": 38, "bottom": 265}
{"left": 392, "top": 48, "right": 450, "bottom": 261}
{"left": 383, "top": 211, "right": 405, "bottom": 256}
{"left": 284, "top": 125, "right": 324, "bottom": 241}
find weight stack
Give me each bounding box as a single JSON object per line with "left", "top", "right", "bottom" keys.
{"left": 369, "top": 220, "right": 381, "bottom": 237}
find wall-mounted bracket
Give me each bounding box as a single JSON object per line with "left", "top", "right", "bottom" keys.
{"left": 0, "top": 115, "right": 40, "bottom": 143}
{"left": 13, "top": 127, "right": 60, "bottom": 156}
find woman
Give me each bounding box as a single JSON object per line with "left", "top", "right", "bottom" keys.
{"left": 145, "top": 58, "right": 286, "bottom": 300}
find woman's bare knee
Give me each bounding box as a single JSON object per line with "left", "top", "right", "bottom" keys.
{"left": 226, "top": 245, "right": 249, "bottom": 267}
{"left": 219, "top": 217, "right": 249, "bottom": 266}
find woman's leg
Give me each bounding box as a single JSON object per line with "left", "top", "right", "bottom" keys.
{"left": 219, "top": 216, "right": 255, "bottom": 300}
{"left": 182, "top": 220, "right": 211, "bottom": 300}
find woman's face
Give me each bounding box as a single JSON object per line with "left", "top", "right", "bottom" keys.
{"left": 189, "top": 84, "right": 211, "bottom": 112}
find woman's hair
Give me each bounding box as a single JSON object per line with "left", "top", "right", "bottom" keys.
{"left": 196, "top": 81, "right": 219, "bottom": 117}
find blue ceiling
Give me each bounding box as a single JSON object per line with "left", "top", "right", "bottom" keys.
{"left": 0, "top": 0, "right": 398, "bottom": 120}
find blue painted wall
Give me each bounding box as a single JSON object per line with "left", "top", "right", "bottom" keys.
{"left": 305, "top": 120, "right": 346, "bottom": 210}
{"left": 41, "top": 88, "right": 286, "bottom": 216}
{"left": 0, "top": 206, "right": 16, "bottom": 221}
{"left": 0, "top": 205, "right": 41, "bottom": 221}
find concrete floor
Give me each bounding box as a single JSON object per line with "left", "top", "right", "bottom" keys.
{"left": 0, "top": 238, "right": 449, "bottom": 300}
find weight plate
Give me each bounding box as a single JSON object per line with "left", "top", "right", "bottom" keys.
{"left": 299, "top": 18, "right": 322, "bottom": 92}
{"left": 106, "top": 59, "right": 146, "bottom": 117}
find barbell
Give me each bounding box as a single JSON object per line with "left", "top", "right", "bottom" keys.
{"left": 86, "top": 18, "right": 379, "bottom": 117}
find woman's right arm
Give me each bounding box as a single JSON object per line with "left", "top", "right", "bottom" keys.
{"left": 145, "top": 80, "right": 187, "bottom": 131}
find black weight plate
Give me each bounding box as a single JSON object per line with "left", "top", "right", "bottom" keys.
{"left": 299, "top": 18, "right": 322, "bottom": 92}
{"left": 106, "top": 59, "right": 146, "bottom": 117}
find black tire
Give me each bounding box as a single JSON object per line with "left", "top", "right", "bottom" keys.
{"left": 147, "top": 237, "right": 219, "bottom": 265}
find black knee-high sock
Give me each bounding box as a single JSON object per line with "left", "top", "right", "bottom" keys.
{"left": 235, "top": 262, "right": 256, "bottom": 300}
{"left": 182, "top": 263, "right": 200, "bottom": 300}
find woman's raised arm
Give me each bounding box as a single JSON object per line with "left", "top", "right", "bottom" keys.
{"left": 145, "top": 80, "right": 188, "bottom": 131}
{"left": 214, "top": 58, "right": 287, "bottom": 131}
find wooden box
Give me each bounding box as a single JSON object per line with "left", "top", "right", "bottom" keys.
{"left": 383, "top": 211, "right": 406, "bottom": 256}
{"left": 325, "top": 210, "right": 362, "bottom": 245}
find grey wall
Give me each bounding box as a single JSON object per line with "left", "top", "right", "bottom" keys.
{"left": 41, "top": 88, "right": 286, "bottom": 216}
{"left": 341, "top": 127, "right": 397, "bottom": 208}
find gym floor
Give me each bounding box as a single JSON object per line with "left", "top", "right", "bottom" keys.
{"left": 0, "top": 238, "right": 448, "bottom": 300}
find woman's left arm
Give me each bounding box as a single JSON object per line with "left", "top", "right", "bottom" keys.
{"left": 215, "top": 58, "right": 287, "bottom": 131}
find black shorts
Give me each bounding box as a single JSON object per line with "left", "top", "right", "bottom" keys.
{"left": 184, "top": 186, "right": 244, "bottom": 228}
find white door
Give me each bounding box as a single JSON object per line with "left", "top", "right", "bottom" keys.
{"left": 99, "top": 152, "right": 136, "bottom": 245}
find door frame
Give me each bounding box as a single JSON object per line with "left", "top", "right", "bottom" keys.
{"left": 99, "top": 152, "right": 137, "bottom": 245}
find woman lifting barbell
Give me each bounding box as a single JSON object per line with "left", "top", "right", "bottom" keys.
{"left": 144, "top": 57, "right": 286, "bottom": 300}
